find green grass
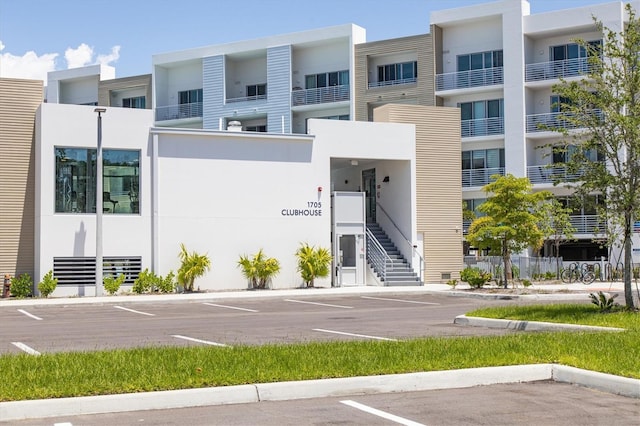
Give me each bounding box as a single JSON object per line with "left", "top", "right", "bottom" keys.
{"left": 1, "top": 304, "right": 638, "bottom": 402}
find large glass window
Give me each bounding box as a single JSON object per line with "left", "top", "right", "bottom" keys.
{"left": 457, "top": 50, "right": 503, "bottom": 71}
{"left": 179, "top": 88, "right": 203, "bottom": 104}
{"left": 246, "top": 84, "right": 266, "bottom": 98}
{"left": 305, "top": 70, "right": 349, "bottom": 89}
{"left": 122, "top": 96, "right": 146, "bottom": 109}
{"left": 55, "top": 148, "right": 140, "bottom": 214}
{"left": 462, "top": 149, "right": 505, "bottom": 170}
{"left": 377, "top": 61, "right": 417, "bottom": 83}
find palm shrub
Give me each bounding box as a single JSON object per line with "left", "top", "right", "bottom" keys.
{"left": 295, "top": 243, "right": 332, "bottom": 288}
{"left": 177, "top": 244, "right": 211, "bottom": 292}
{"left": 10, "top": 273, "right": 33, "bottom": 298}
{"left": 237, "top": 249, "right": 281, "bottom": 289}
{"left": 103, "top": 274, "right": 125, "bottom": 295}
{"left": 37, "top": 270, "right": 58, "bottom": 298}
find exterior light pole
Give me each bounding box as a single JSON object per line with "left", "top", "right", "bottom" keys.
{"left": 94, "top": 107, "right": 106, "bottom": 296}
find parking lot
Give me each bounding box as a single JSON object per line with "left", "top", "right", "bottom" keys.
{"left": 0, "top": 293, "right": 519, "bottom": 355}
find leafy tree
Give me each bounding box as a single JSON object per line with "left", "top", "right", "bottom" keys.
{"left": 550, "top": 4, "right": 640, "bottom": 308}
{"left": 466, "top": 174, "right": 550, "bottom": 288}
{"left": 538, "top": 198, "right": 577, "bottom": 278}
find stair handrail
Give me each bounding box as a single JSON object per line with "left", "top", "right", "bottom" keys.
{"left": 375, "top": 202, "right": 424, "bottom": 282}
{"left": 366, "top": 228, "right": 392, "bottom": 282}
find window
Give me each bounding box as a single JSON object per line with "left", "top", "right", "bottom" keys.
{"left": 464, "top": 198, "right": 487, "bottom": 217}
{"left": 462, "top": 149, "right": 505, "bottom": 170}
{"left": 377, "top": 61, "right": 417, "bottom": 83}
{"left": 245, "top": 125, "right": 267, "bottom": 132}
{"left": 55, "top": 148, "right": 140, "bottom": 214}
{"left": 179, "top": 89, "right": 203, "bottom": 104}
{"left": 457, "top": 50, "right": 503, "bottom": 71}
{"left": 246, "top": 84, "right": 266, "bottom": 98}
{"left": 553, "top": 144, "right": 604, "bottom": 164}
{"left": 459, "top": 99, "right": 504, "bottom": 120}
{"left": 305, "top": 70, "right": 349, "bottom": 88}
{"left": 550, "top": 40, "right": 601, "bottom": 61}
{"left": 122, "top": 96, "right": 146, "bottom": 109}
{"left": 550, "top": 95, "right": 572, "bottom": 113}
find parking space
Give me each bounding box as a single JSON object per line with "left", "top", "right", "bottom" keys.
{"left": 6, "top": 381, "right": 639, "bottom": 425}
{"left": 0, "top": 293, "right": 515, "bottom": 354}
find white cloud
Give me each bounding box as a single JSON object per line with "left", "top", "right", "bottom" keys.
{"left": 0, "top": 40, "right": 58, "bottom": 81}
{"left": 64, "top": 43, "right": 94, "bottom": 68}
{"left": 97, "top": 45, "right": 120, "bottom": 66}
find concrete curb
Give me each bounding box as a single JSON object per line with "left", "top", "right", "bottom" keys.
{"left": 454, "top": 315, "right": 625, "bottom": 332}
{"left": 2, "top": 364, "right": 637, "bottom": 421}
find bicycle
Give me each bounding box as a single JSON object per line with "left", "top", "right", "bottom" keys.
{"left": 560, "top": 262, "right": 596, "bottom": 285}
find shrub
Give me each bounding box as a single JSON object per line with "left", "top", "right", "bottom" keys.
{"left": 295, "top": 243, "right": 332, "bottom": 288}
{"left": 589, "top": 291, "right": 619, "bottom": 312}
{"left": 37, "top": 270, "right": 58, "bottom": 298}
{"left": 545, "top": 271, "right": 556, "bottom": 280}
{"left": 10, "top": 273, "right": 33, "bottom": 298}
{"left": 103, "top": 274, "right": 125, "bottom": 295}
{"left": 177, "top": 244, "right": 211, "bottom": 292}
{"left": 446, "top": 278, "right": 458, "bottom": 289}
{"left": 460, "top": 267, "right": 492, "bottom": 289}
{"left": 156, "top": 271, "right": 176, "bottom": 293}
{"left": 237, "top": 249, "right": 281, "bottom": 289}
{"left": 521, "top": 279, "right": 532, "bottom": 288}
{"left": 133, "top": 269, "right": 157, "bottom": 294}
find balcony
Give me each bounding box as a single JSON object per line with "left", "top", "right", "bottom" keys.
{"left": 435, "top": 67, "right": 503, "bottom": 92}
{"left": 570, "top": 215, "right": 604, "bottom": 234}
{"left": 226, "top": 94, "right": 267, "bottom": 104}
{"left": 461, "top": 117, "right": 504, "bottom": 138}
{"left": 291, "top": 85, "right": 349, "bottom": 106}
{"left": 527, "top": 164, "right": 583, "bottom": 184}
{"left": 525, "top": 57, "right": 593, "bottom": 82}
{"left": 462, "top": 167, "right": 504, "bottom": 188}
{"left": 368, "top": 77, "right": 416, "bottom": 89}
{"left": 156, "top": 102, "right": 203, "bottom": 121}
{"left": 526, "top": 110, "right": 601, "bottom": 133}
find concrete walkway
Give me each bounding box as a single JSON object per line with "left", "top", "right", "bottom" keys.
{"left": 0, "top": 280, "right": 636, "bottom": 421}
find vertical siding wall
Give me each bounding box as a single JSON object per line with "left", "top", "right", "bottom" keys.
{"left": 203, "top": 55, "right": 225, "bottom": 129}
{"left": 266, "top": 45, "right": 292, "bottom": 133}
{"left": 354, "top": 34, "right": 435, "bottom": 122}
{"left": 0, "top": 78, "right": 43, "bottom": 278}
{"left": 374, "top": 104, "right": 462, "bottom": 282}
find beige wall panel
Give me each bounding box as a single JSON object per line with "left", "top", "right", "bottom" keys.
{"left": 98, "top": 74, "right": 152, "bottom": 107}
{"left": 374, "top": 104, "right": 462, "bottom": 282}
{"left": 0, "top": 78, "right": 43, "bottom": 278}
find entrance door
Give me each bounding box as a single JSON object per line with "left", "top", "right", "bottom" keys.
{"left": 362, "top": 168, "right": 376, "bottom": 223}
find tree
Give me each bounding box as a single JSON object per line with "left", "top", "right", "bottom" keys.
{"left": 538, "top": 198, "right": 577, "bottom": 278}
{"left": 466, "top": 174, "right": 550, "bottom": 288}
{"left": 550, "top": 4, "right": 640, "bottom": 308}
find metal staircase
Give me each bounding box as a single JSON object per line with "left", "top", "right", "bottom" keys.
{"left": 366, "top": 222, "right": 422, "bottom": 286}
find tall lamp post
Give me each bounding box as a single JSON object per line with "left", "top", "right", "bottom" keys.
{"left": 94, "top": 107, "right": 106, "bottom": 296}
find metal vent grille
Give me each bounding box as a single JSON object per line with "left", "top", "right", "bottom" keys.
{"left": 53, "top": 257, "right": 142, "bottom": 286}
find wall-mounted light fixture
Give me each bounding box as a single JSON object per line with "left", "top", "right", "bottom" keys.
{"left": 351, "top": 160, "right": 359, "bottom": 166}
{"left": 382, "top": 176, "right": 390, "bottom": 183}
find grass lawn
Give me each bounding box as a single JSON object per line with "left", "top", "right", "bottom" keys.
{"left": 1, "top": 303, "right": 638, "bottom": 401}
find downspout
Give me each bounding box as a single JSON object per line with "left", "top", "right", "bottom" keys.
{"left": 151, "top": 133, "right": 159, "bottom": 273}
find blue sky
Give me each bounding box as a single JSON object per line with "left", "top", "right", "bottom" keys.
{"left": 0, "top": 0, "right": 615, "bottom": 81}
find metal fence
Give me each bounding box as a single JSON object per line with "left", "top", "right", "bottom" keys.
{"left": 463, "top": 256, "right": 562, "bottom": 279}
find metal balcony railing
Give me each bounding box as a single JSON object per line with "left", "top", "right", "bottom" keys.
{"left": 367, "top": 77, "right": 417, "bottom": 88}
{"left": 366, "top": 229, "right": 392, "bottom": 283}
{"left": 570, "top": 215, "right": 604, "bottom": 234}
{"left": 435, "top": 67, "right": 503, "bottom": 91}
{"left": 462, "top": 167, "right": 504, "bottom": 188}
{"left": 526, "top": 110, "right": 602, "bottom": 133}
{"left": 527, "top": 165, "right": 584, "bottom": 184}
{"left": 525, "top": 57, "right": 594, "bottom": 82}
{"left": 291, "top": 85, "right": 350, "bottom": 106}
{"left": 461, "top": 117, "right": 504, "bottom": 138}
{"left": 463, "top": 220, "right": 471, "bottom": 235}
{"left": 226, "top": 94, "right": 267, "bottom": 104}
{"left": 155, "top": 102, "right": 203, "bottom": 121}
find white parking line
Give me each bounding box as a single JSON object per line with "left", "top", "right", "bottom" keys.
{"left": 285, "top": 299, "right": 353, "bottom": 309}
{"left": 114, "top": 305, "right": 155, "bottom": 316}
{"left": 361, "top": 296, "right": 440, "bottom": 305}
{"left": 171, "top": 334, "right": 230, "bottom": 347}
{"left": 340, "top": 400, "right": 425, "bottom": 426}
{"left": 203, "top": 302, "right": 258, "bottom": 312}
{"left": 313, "top": 328, "right": 398, "bottom": 341}
{"left": 17, "top": 309, "right": 42, "bottom": 320}
{"left": 11, "top": 342, "right": 41, "bottom": 356}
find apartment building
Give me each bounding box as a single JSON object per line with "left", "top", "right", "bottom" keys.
{"left": 432, "top": 0, "right": 639, "bottom": 262}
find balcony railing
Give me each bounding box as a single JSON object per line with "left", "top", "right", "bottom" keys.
{"left": 525, "top": 57, "right": 594, "bottom": 82}
{"left": 435, "top": 67, "right": 503, "bottom": 91}
{"left": 368, "top": 77, "right": 417, "bottom": 89}
{"left": 226, "top": 94, "right": 267, "bottom": 104}
{"left": 462, "top": 167, "right": 505, "bottom": 188}
{"left": 570, "top": 215, "right": 604, "bottom": 234}
{"left": 527, "top": 164, "right": 584, "bottom": 184}
{"left": 526, "top": 110, "right": 602, "bottom": 133}
{"left": 156, "top": 102, "right": 203, "bottom": 121}
{"left": 461, "top": 117, "right": 504, "bottom": 138}
{"left": 291, "top": 85, "right": 350, "bottom": 106}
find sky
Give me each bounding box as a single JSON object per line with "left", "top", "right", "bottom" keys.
{"left": 0, "top": 0, "right": 617, "bottom": 82}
